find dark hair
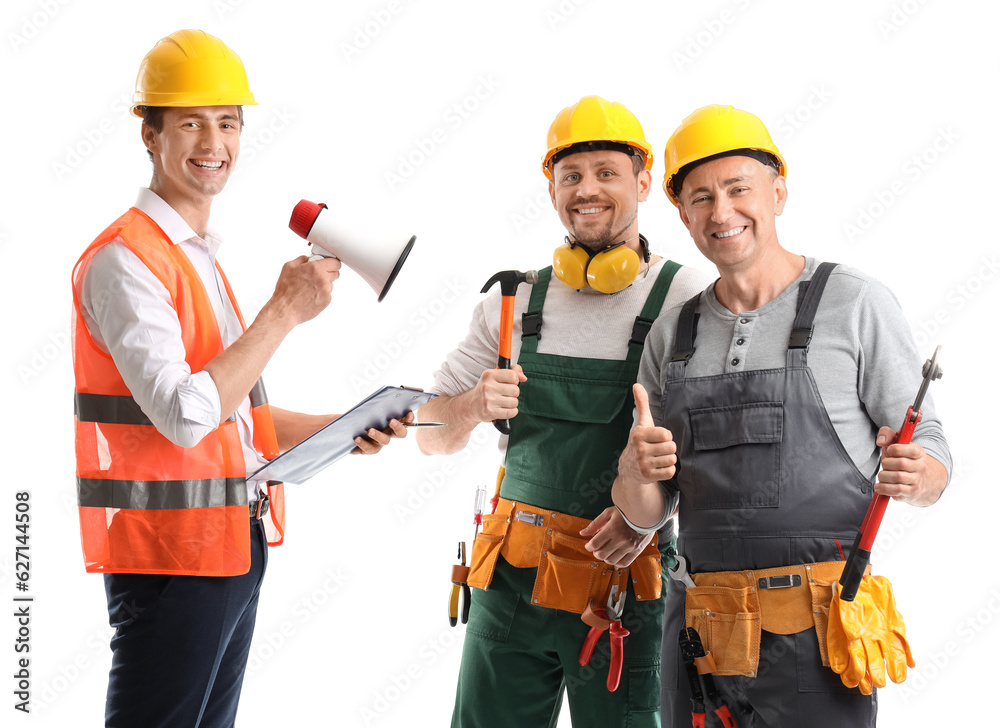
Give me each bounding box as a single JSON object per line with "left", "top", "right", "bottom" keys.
{"left": 140, "top": 106, "right": 244, "bottom": 162}
{"left": 671, "top": 148, "right": 780, "bottom": 198}
{"left": 551, "top": 140, "right": 646, "bottom": 177}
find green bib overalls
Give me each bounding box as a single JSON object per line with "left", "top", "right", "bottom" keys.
{"left": 453, "top": 263, "right": 680, "bottom": 728}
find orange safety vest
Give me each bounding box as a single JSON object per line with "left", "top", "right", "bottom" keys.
{"left": 72, "top": 207, "right": 286, "bottom": 576}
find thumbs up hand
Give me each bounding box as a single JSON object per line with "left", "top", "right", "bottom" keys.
{"left": 617, "top": 383, "right": 677, "bottom": 488}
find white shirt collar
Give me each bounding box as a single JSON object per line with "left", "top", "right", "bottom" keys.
{"left": 134, "top": 188, "right": 223, "bottom": 259}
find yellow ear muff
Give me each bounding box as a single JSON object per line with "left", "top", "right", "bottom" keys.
{"left": 586, "top": 245, "right": 640, "bottom": 294}
{"left": 552, "top": 242, "right": 592, "bottom": 290}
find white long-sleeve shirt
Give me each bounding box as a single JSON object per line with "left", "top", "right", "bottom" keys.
{"left": 78, "top": 188, "right": 267, "bottom": 499}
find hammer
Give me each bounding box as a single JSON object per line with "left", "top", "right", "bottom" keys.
{"left": 481, "top": 269, "right": 538, "bottom": 434}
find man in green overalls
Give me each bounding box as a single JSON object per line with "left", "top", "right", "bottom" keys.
{"left": 416, "top": 96, "right": 709, "bottom": 726}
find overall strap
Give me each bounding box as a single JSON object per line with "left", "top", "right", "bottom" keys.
{"left": 519, "top": 266, "right": 551, "bottom": 355}
{"left": 787, "top": 262, "right": 838, "bottom": 367}
{"left": 667, "top": 293, "right": 701, "bottom": 380}
{"left": 627, "top": 260, "right": 682, "bottom": 362}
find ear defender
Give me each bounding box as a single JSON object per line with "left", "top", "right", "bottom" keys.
{"left": 552, "top": 235, "right": 648, "bottom": 294}
{"left": 552, "top": 241, "right": 593, "bottom": 290}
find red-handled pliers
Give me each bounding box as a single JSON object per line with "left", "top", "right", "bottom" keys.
{"left": 578, "top": 585, "right": 630, "bottom": 691}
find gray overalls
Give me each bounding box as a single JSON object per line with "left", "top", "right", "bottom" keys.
{"left": 658, "top": 264, "right": 878, "bottom": 726}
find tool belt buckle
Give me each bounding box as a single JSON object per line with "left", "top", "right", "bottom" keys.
{"left": 251, "top": 495, "right": 270, "bottom": 520}
{"left": 758, "top": 574, "right": 801, "bottom": 590}
{"left": 514, "top": 510, "right": 545, "bottom": 527}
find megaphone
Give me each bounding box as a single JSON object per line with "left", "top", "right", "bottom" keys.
{"left": 288, "top": 199, "right": 416, "bottom": 302}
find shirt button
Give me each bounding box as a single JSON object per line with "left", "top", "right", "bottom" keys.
{"left": 740, "top": 318, "right": 749, "bottom": 324}
{"left": 736, "top": 338, "right": 745, "bottom": 346}
{"left": 731, "top": 358, "right": 740, "bottom": 366}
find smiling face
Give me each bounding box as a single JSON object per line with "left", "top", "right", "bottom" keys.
{"left": 142, "top": 106, "right": 241, "bottom": 212}
{"left": 676, "top": 155, "right": 787, "bottom": 274}
{"left": 548, "top": 149, "right": 651, "bottom": 251}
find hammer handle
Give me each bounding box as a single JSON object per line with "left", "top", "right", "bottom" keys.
{"left": 493, "top": 295, "right": 516, "bottom": 435}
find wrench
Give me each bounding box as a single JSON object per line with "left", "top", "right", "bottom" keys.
{"left": 668, "top": 555, "right": 696, "bottom": 588}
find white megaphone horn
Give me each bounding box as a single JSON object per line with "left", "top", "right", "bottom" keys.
{"left": 288, "top": 199, "right": 416, "bottom": 302}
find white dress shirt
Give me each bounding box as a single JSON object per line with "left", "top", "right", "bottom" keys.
{"left": 79, "top": 188, "right": 268, "bottom": 500}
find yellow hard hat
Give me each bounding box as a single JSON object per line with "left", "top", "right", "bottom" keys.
{"left": 663, "top": 104, "right": 786, "bottom": 206}
{"left": 542, "top": 95, "right": 653, "bottom": 180}
{"left": 131, "top": 29, "right": 257, "bottom": 118}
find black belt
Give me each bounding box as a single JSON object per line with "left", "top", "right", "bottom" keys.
{"left": 250, "top": 495, "right": 270, "bottom": 520}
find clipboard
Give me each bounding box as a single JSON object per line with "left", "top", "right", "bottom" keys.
{"left": 251, "top": 386, "right": 437, "bottom": 484}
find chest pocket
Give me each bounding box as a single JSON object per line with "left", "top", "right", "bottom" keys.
{"left": 505, "top": 367, "right": 632, "bottom": 495}
{"left": 686, "top": 401, "right": 784, "bottom": 510}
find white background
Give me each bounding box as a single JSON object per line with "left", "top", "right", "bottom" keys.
{"left": 2, "top": 0, "right": 996, "bottom": 725}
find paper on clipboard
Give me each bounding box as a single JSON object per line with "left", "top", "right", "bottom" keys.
{"left": 251, "top": 386, "right": 437, "bottom": 484}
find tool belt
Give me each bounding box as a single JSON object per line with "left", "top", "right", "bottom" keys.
{"left": 683, "top": 560, "right": 869, "bottom": 677}
{"left": 467, "top": 497, "right": 663, "bottom": 614}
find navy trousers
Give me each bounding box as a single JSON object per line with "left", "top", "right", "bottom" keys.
{"left": 103, "top": 518, "right": 268, "bottom": 728}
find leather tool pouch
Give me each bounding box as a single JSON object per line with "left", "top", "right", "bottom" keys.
{"left": 466, "top": 498, "right": 663, "bottom": 614}
{"left": 684, "top": 561, "right": 855, "bottom": 677}
{"left": 466, "top": 510, "right": 511, "bottom": 591}
{"left": 685, "top": 583, "right": 761, "bottom": 677}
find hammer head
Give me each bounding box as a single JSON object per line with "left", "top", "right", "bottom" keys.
{"left": 481, "top": 269, "right": 539, "bottom": 296}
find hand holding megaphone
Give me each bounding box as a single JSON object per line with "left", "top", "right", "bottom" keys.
{"left": 288, "top": 199, "right": 416, "bottom": 302}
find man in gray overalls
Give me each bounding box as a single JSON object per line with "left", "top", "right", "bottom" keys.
{"left": 416, "top": 96, "right": 710, "bottom": 726}
{"left": 612, "top": 105, "right": 952, "bottom": 726}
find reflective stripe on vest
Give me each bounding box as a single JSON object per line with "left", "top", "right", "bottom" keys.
{"left": 72, "top": 207, "right": 285, "bottom": 576}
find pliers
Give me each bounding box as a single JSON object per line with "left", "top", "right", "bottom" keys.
{"left": 578, "top": 585, "right": 630, "bottom": 692}
{"left": 679, "top": 627, "right": 737, "bottom": 728}
{"left": 449, "top": 541, "right": 471, "bottom": 627}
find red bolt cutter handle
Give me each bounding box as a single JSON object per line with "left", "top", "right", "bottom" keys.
{"left": 840, "top": 407, "right": 920, "bottom": 601}
{"left": 714, "top": 704, "right": 738, "bottom": 727}
{"left": 840, "top": 346, "right": 941, "bottom": 601}
{"left": 858, "top": 407, "right": 919, "bottom": 551}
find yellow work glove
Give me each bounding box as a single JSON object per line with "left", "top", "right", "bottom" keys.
{"left": 827, "top": 575, "right": 915, "bottom": 694}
